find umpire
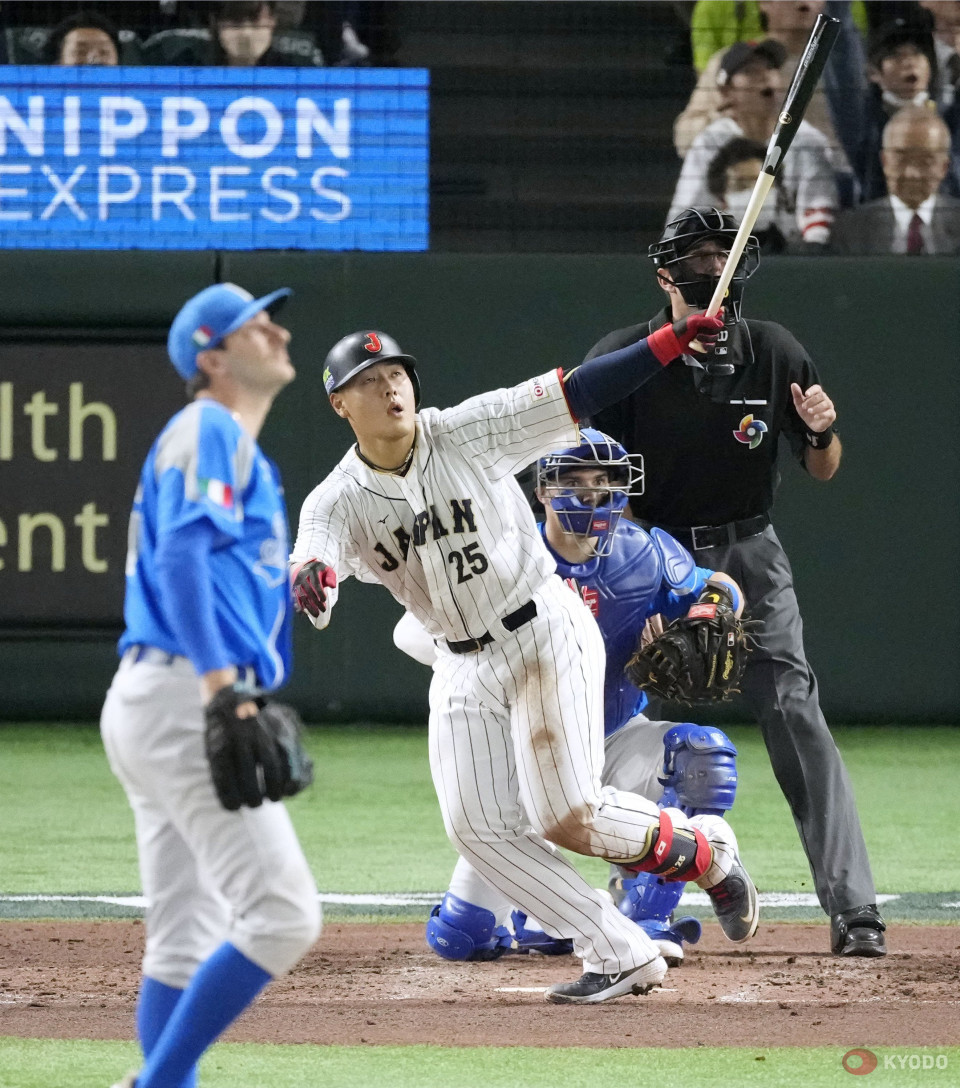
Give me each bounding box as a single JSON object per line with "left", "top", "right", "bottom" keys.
{"left": 587, "top": 206, "right": 885, "bottom": 957}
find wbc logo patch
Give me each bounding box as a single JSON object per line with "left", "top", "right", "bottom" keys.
{"left": 192, "top": 325, "right": 215, "bottom": 348}
{"left": 733, "top": 413, "right": 768, "bottom": 449}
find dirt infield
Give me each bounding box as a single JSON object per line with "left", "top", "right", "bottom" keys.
{"left": 1, "top": 921, "right": 958, "bottom": 1048}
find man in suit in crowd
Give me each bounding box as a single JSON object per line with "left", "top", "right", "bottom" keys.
{"left": 831, "top": 105, "right": 960, "bottom": 254}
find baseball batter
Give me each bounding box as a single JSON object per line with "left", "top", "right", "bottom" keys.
{"left": 102, "top": 284, "right": 320, "bottom": 1088}
{"left": 292, "top": 322, "right": 760, "bottom": 1004}
{"left": 393, "top": 428, "right": 745, "bottom": 968}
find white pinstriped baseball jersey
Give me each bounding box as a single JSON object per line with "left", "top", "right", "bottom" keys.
{"left": 292, "top": 369, "right": 579, "bottom": 642}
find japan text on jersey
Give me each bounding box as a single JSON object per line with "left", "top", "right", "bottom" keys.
{"left": 293, "top": 370, "right": 579, "bottom": 643}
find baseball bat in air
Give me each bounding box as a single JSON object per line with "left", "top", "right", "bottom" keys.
{"left": 688, "top": 12, "right": 840, "bottom": 350}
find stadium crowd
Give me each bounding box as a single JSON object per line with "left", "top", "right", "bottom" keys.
{"left": 2, "top": 0, "right": 959, "bottom": 253}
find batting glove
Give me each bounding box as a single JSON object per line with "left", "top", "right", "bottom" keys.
{"left": 647, "top": 313, "right": 725, "bottom": 364}
{"left": 291, "top": 559, "right": 337, "bottom": 617}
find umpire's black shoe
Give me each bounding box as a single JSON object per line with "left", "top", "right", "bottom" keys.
{"left": 545, "top": 955, "right": 667, "bottom": 1004}
{"left": 831, "top": 904, "right": 887, "bottom": 957}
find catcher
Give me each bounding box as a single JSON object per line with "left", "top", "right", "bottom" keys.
{"left": 394, "top": 428, "right": 752, "bottom": 967}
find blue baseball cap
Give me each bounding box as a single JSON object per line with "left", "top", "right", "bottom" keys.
{"left": 167, "top": 282, "right": 292, "bottom": 380}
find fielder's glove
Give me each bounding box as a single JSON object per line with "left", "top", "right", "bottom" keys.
{"left": 625, "top": 584, "right": 751, "bottom": 704}
{"left": 204, "top": 684, "right": 314, "bottom": 811}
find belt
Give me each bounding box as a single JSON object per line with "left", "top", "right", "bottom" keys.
{"left": 123, "top": 646, "right": 257, "bottom": 687}
{"left": 446, "top": 599, "right": 538, "bottom": 654}
{"left": 641, "top": 514, "right": 769, "bottom": 551}
{"left": 124, "top": 644, "right": 180, "bottom": 666}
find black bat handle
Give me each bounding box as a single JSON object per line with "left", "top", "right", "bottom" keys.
{"left": 763, "top": 13, "right": 840, "bottom": 176}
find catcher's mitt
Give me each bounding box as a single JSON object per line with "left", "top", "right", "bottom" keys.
{"left": 625, "top": 584, "right": 750, "bottom": 704}
{"left": 204, "top": 684, "right": 314, "bottom": 811}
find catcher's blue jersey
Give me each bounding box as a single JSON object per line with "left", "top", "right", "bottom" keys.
{"left": 542, "top": 521, "right": 712, "bottom": 737}
{"left": 119, "top": 399, "right": 293, "bottom": 689}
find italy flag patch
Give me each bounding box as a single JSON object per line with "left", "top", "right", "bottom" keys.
{"left": 198, "top": 478, "right": 234, "bottom": 508}
{"left": 192, "top": 325, "right": 215, "bottom": 348}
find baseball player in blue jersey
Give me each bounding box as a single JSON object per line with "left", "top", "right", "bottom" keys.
{"left": 394, "top": 429, "right": 745, "bottom": 968}
{"left": 101, "top": 283, "right": 320, "bottom": 1088}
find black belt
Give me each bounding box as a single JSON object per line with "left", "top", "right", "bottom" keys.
{"left": 640, "top": 514, "right": 769, "bottom": 551}
{"left": 125, "top": 644, "right": 180, "bottom": 666}
{"left": 446, "top": 599, "right": 538, "bottom": 654}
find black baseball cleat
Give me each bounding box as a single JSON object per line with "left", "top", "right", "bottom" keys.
{"left": 705, "top": 862, "right": 760, "bottom": 943}
{"left": 545, "top": 955, "right": 667, "bottom": 1004}
{"left": 831, "top": 904, "right": 887, "bottom": 957}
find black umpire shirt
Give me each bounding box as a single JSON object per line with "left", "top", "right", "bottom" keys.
{"left": 587, "top": 307, "right": 822, "bottom": 527}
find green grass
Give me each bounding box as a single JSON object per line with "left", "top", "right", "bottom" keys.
{"left": 1, "top": 722, "right": 959, "bottom": 895}
{"left": 2, "top": 1039, "right": 958, "bottom": 1088}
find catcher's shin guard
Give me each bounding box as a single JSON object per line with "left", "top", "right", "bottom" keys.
{"left": 618, "top": 871, "right": 685, "bottom": 922}
{"left": 658, "top": 724, "right": 737, "bottom": 817}
{"left": 426, "top": 894, "right": 513, "bottom": 961}
{"left": 510, "top": 911, "right": 574, "bottom": 956}
{"left": 617, "top": 809, "right": 713, "bottom": 882}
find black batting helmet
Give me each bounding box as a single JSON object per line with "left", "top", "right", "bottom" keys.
{"left": 323, "top": 330, "right": 420, "bottom": 407}
{"left": 648, "top": 206, "right": 760, "bottom": 323}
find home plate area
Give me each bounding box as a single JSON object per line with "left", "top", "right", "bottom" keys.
{"left": 0, "top": 920, "right": 958, "bottom": 1048}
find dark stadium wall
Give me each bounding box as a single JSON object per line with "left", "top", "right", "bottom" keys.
{"left": 0, "top": 252, "right": 956, "bottom": 723}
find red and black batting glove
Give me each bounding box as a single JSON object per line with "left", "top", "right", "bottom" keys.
{"left": 646, "top": 313, "right": 725, "bottom": 365}
{"left": 291, "top": 559, "right": 337, "bottom": 617}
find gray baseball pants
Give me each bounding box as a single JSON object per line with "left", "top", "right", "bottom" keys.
{"left": 682, "top": 524, "right": 876, "bottom": 916}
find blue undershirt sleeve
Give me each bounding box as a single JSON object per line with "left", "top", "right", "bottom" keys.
{"left": 563, "top": 337, "right": 663, "bottom": 421}
{"left": 156, "top": 518, "right": 232, "bottom": 676}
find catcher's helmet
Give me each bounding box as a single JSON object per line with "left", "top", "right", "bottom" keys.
{"left": 323, "top": 330, "right": 420, "bottom": 408}
{"left": 648, "top": 206, "right": 760, "bottom": 323}
{"left": 537, "top": 428, "right": 644, "bottom": 567}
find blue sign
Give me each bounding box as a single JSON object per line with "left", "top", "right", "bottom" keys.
{"left": 0, "top": 66, "right": 429, "bottom": 250}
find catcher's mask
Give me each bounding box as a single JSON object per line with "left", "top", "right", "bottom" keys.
{"left": 537, "top": 428, "right": 644, "bottom": 567}
{"left": 648, "top": 206, "right": 760, "bottom": 325}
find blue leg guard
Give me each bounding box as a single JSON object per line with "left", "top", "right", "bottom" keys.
{"left": 618, "top": 871, "right": 702, "bottom": 965}
{"left": 425, "top": 893, "right": 514, "bottom": 962}
{"left": 658, "top": 723, "right": 738, "bottom": 817}
{"left": 510, "top": 911, "right": 573, "bottom": 956}
{"left": 616, "top": 725, "right": 738, "bottom": 964}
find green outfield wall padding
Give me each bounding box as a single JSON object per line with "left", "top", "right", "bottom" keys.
{"left": 0, "top": 253, "right": 957, "bottom": 722}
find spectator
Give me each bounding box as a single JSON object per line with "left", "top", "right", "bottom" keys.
{"left": 919, "top": 1, "right": 960, "bottom": 106}
{"left": 43, "top": 9, "right": 120, "bottom": 65}
{"left": 705, "top": 137, "right": 793, "bottom": 251}
{"left": 676, "top": 1, "right": 855, "bottom": 165}
{"left": 668, "top": 40, "right": 838, "bottom": 244}
{"left": 831, "top": 106, "right": 960, "bottom": 252}
{"left": 689, "top": 0, "right": 763, "bottom": 73}
{"left": 847, "top": 16, "right": 951, "bottom": 200}
{"left": 141, "top": 1, "right": 324, "bottom": 66}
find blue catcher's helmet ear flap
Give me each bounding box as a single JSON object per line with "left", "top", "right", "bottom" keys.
{"left": 537, "top": 427, "right": 644, "bottom": 558}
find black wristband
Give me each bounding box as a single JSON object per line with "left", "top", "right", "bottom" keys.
{"left": 804, "top": 426, "right": 834, "bottom": 450}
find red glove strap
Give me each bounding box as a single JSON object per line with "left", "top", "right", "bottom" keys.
{"left": 646, "top": 323, "right": 683, "bottom": 366}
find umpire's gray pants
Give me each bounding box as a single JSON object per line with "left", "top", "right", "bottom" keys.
{"left": 671, "top": 524, "right": 876, "bottom": 916}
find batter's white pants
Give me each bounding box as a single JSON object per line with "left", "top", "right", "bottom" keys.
{"left": 100, "top": 655, "right": 321, "bottom": 988}
{"left": 447, "top": 714, "right": 676, "bottom": 928}
{"left": 430, "top": 577, "right": 679, "bottom": 975}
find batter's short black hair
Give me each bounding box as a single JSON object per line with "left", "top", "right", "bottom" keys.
{"left": 42, "top": 9, "right": 121, "bottom": 64}
{"left": 706, "top": 137, "right": 768, "bottom": 199}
